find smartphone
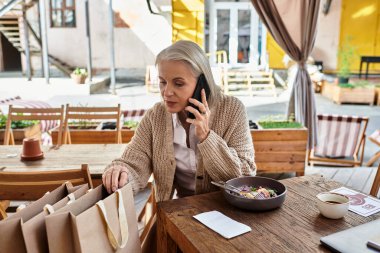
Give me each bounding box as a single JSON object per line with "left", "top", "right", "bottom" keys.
{"left": 188, "top": 74, "right": 211, "bottom": 119}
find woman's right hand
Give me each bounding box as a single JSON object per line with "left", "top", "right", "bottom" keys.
{"left": 102, "top": 165, "right": 129, "bottom": 194}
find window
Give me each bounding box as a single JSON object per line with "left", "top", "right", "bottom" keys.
{"left": 50, "top": 0, "right": 76, "bottom": 27}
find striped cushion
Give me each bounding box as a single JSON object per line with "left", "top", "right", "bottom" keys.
{"left": 122, "top": 109, "right": 146, "bottom": 122}
{"left": 5, "top": 100, "right": 57, "bottom": 132}
{"left": 314, "top": 114, "right": 365, "bottom": 158}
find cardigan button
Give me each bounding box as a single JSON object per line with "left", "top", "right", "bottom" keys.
{"left": 196, "top": 175, "right": 204, "bottom": 180}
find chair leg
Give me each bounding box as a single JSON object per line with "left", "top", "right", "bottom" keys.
{"left": 370, "top": 165, "right": 380, "bottom": 197}
{"left": 367, "top": 152, "right": 380, "bottom": 167}
{"left": 138, "top": 205, "right": 147, "bottom": 222}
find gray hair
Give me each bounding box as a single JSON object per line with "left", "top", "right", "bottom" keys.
{"left": 155, "top": 40, "right": 221, "bottom": 107}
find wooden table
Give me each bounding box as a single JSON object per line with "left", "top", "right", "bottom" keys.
{"left": 0, "top": 144, "right": 155, "bottom": 216}
{"left": 157, "top": 175, "right": 380, "bottom": 253}
{"left": 0, "top": 144, "right": 127, "bottom": 177}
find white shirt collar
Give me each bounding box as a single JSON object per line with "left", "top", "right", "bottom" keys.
{"left": 172, "top": 113, "right": 182, "bottom": 128}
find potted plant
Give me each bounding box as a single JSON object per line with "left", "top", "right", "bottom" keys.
{"left": 71, "top": 68, "right": 88, "bottom": 84}
{"left": 0, "top": 114, "right": 40, "bottom": 144}
{"left": 337, "top": 36, "right": 355, "bottom": 84}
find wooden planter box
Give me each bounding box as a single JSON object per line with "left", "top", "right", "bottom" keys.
{"left": 322, "top": 82, "right": 375, "bottom": 105}
{"left": 51, "top": 127, "right": 135, "bottom": 144}
{"left": 251, "top": 128, "right": 308, "bottom": 176}
{"left": 0, "top": 124, "right": 41, "bottom": 145}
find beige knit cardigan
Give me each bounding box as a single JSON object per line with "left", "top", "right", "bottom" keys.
{"left": 105, "top": 94, "right": 256, "bottom": 202}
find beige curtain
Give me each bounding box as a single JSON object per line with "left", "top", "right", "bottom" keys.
{"left": 251, "top": 0, "right": 320, "bottom": 148}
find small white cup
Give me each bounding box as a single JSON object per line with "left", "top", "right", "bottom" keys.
{"left": 316, "top": 192, "right": 349, "bottom": 219}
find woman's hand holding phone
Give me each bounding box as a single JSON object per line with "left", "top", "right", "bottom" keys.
{"left": 186, "top": 89, "right": 210, "bottom": 142}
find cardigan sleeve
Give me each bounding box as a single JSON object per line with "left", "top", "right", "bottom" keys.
{"left": 103, "top": 109, "right": 154, "bottom": 195}
{"left": 197, "top": 98, "right": 256, "bottom": 182}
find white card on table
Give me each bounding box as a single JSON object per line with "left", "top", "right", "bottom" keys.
{"left": 193, "top": 210, "right": 251, "bottom": 239}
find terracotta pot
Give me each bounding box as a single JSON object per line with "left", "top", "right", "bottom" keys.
{"left": 71, "top": 73, "right": 87, "bottom": 84}
{"left": 21, "top": 137, "right": 44, "bottom": 161}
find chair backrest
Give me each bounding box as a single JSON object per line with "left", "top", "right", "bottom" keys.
{"left": 122, "top": 109, "right": 146, "bottom": 122}
{"left": 0, "top": 164, "right": 93, "bottom": 201}
{"left": 314, "top": 114, "right": 369, "bottom": 158}
{"left": 63, "top": 104, "right": 122, "bottom": 144}
{"left": 4, "top": 105, "right": 65, "bottom": 146}
{"left": 370, "top": 164, "right": 380, "bottom": 198}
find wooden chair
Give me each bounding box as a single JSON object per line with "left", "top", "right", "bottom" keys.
{"left": 3, "top": 105, "right": 65, "bottom": 145}
{"left": 370, "top": 164, "right": 380, "bottom": 198}
{"left": 367, "top": 130, "right": 380, "bottom": 166}
{"left": 0, "top": 164, "right": 93, "bottom": 220}
{"left": 63, "top": 104, "right": 122, "bottom": 144}
{"left": 308, "top": 114, "right": 369, "bottom": 167}
{"left": 139, "top": 177, "right": 157, "bottom": 253}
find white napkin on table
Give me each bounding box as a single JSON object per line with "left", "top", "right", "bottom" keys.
{"left": 193, "top": 211, "right": 251, "bottom": 239}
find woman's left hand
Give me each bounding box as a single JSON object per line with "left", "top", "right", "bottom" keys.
{"left": 186, "top": 89, "right": 210, "bottom": 142}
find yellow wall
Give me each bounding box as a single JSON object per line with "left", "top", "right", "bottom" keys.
{"left": 266, "top": 33, "right": 286, "bottom": 69}
{"left": 266, "top": 0, "right": 380, "bottom": 72}
{"left": 172, "top": 0, "right": 204, "bottom": 48}
{"left": 339, "top": 0, "right": 380, "bottom": 72}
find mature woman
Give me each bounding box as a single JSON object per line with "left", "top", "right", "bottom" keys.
{"left": 103, "top": 40, "right": 256, "bottom": 201}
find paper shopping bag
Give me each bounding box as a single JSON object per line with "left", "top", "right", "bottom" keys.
{"left": 46, "top": 183, "right": 141, "bottom": 253}
{"left": 21, "top": 184, "right": 89, "bottom": 253}
{"left": 0, "top": 182, "right": 78, "bottom": 253}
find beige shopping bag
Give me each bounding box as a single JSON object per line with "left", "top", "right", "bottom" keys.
{"left": 21, "top": 184, "right": 89, "bottom": 253}
{"left": 0, "top": 182, "right": 78, "bottom": 253}
{"left": 46, "top": 183, "right": 141, "bottom": 253}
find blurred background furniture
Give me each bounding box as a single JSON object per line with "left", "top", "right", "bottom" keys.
{"left": 0, "top": 164, "right": 92, "bottom": 220}
{"left": 359, "top": 56, "right": 380, "bottom": 80}
{"left": 3, "top": 105, "right": 64, "bottom": 145}
{"left": 308, "top": 114, "right": 369, "bottom": 166}
{"left": 63, "top": 104, "right": 122, "bottom": 144}
{"left": 226, "top": 70, "right": 276, "bottom": 97}
{"left": 367, "top": 130, "right": 380, "bottom": 166}
{"left": 145, "top": 65, "right": 160, "bottom": 93}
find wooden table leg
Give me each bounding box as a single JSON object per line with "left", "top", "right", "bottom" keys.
{"left": 157, "top": 207, "right": 177, "bottom": 253}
